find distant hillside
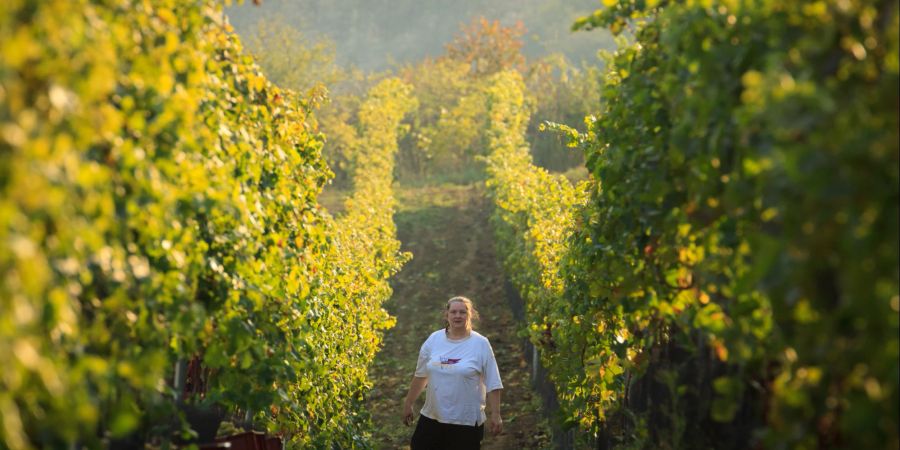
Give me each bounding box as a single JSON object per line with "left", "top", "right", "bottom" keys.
{"left": 225, "top": 0, "right": 614, "bottom": 71}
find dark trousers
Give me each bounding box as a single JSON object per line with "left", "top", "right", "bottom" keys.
{"left": 410, "top": 414, "right": 484, "bottom": 450}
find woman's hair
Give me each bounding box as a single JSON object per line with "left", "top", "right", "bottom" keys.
{"left": 444, "top": 296, "right": 480, "bottom": 331}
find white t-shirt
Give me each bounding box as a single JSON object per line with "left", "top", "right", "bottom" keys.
{"left": 414, "top": 329, "right": 503, "bottom": 426}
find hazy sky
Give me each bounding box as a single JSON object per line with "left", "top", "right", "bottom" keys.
{"left": 226, "top": 0, "right": 613, "bottom": 71}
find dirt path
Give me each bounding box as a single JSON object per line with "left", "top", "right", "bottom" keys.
{"left": 366, "top": 183, "right": 551, "bottom": 449}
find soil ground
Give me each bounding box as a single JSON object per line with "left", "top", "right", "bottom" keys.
{"left": 364, "top": 183, "right": 552, "bottom": 450}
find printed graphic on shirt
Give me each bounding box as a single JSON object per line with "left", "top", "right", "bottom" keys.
{"left": 431, "top": 355, "right": 464, "bottom": 370}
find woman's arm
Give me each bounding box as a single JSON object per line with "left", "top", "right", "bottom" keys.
{"left": 487, "top": 388, "right": 503, "bottom": 434}
{"left": 403, "top": 376, "right": 428, "bottom": 426}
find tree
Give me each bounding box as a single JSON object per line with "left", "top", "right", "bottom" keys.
{"left": 242, "top": 18, "right": 344, "bottom": 93}
{"left": 446, "top": 17, "right": 526, "bottom": 77}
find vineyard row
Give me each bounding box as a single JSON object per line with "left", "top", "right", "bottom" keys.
{"left": 483, "top": 1, "right": 898, "bottom": 448}
{"left": 0, "top": 1, "right": 411, "bottom": 447}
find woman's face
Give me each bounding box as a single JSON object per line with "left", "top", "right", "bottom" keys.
{"left": 447, "top": 301, "right": 470, "bottom": 330}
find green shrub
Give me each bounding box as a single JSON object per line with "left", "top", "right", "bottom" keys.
{"left": 0, "top": 1, "right": 412, "bottom": 447}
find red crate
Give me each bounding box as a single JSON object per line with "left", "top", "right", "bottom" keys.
{"left": 264, "top": 436, "right": 283, "bottom": 450}
{"left": 215, "top": 431, "right": 266, "bottom": 450}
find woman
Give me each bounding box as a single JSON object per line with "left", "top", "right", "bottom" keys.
{"left": 402, "top": 296, "right": 503, "bottom": 449}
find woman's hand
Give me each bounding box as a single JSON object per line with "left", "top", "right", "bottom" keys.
{"left": 402, "top": 376, "right": 428, "bottom": 426}
{"left": 488, "top": 412, "right": 503, "bottom": 435}
{"left": 487, "top": 388, "right": 503, "bottom": 434}
{"left": 403, "top": 402, "right": 415, "bottom": 426}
